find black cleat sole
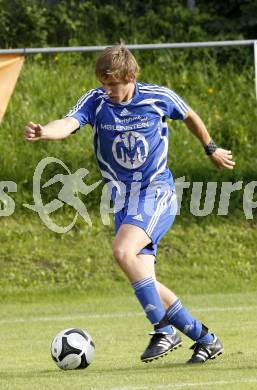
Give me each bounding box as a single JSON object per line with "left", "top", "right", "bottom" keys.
{"left": 141, "top": 342, "right": 182, "bottom": 363}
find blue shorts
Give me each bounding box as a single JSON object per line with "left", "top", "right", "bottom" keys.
{"left": 114, "top": 182, "right": 177, "bottom": 256}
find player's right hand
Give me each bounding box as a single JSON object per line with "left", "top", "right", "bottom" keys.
{"left": 24, "top": 122, "right": 44, "bottom": 141}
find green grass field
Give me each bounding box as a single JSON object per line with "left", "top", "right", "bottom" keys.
{"left": 0, "top": 292, "right": 257, "bottom": 390}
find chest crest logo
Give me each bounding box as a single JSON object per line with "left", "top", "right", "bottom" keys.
{"left": 112, "top": 131, "right": 149, "bottom": 169}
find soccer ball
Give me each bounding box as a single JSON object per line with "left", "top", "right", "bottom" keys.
{"left": 51, "top": 328, "right": 95, "bottom": 370}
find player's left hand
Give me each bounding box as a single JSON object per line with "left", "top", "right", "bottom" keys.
{"left": 209, "top": 148, "right": 235, "bottom": 170}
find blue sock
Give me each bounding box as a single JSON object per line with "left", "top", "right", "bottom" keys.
{"left": 132, "top": 277, "right": 173, "bottom": 334}
{"left": 166, "top": 299, "right": 213, "bottom": 343}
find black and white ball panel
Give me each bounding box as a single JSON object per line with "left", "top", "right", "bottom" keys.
{"left": 51, "top": 328, "right": 95, "bottom": 370}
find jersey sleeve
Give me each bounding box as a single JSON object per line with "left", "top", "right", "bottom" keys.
{"left": 65, "top": 89, "right": 98, "bottom": 128}
{"left": 162, "top": 87, "right": 190, "bottom": 120}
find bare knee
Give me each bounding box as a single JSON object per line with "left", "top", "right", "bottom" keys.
{"left": 112, "top": 244, "right": 127, "bottom": 265}
{"left": 112, "top": 240, "right": 151, "bottom": 282}
{"left": 112, "top": 243, "right": 133, "bottom": 269}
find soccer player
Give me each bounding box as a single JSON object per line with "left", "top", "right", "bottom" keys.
{"left": 24, "top": 45, "right": 235, "bottom": 364}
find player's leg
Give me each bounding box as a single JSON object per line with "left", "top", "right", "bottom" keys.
{"left": 113, "top": 223, "right": 152, "bottom": 282}
{"left": 165, "top": 295, "right": 223, "bottom": 363}
{"left": 156, "top": 280, "right": 178, "bottom": 308}
{"left": 113, "top": 224, "right": 172, "bottom": 325}
{"left": 139, "top": 252, "right": 217, "bottom": 350}
{"left": 139, "top": 253, "right": 223, "bottom": 364}
{"left": 160, "top": 286, "right": 223, "bottom": 363}
{"left": 153, "top": 273, "right": 224, "bottom": 364}
{"left": 113, "top": 224, "right": 182, "bottom": 362}
{"left": 115, "top": 184, "right": 223, "bottom": 363}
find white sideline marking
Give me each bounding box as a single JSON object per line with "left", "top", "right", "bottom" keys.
{"left": 0, "top": 312, "right": 141, "bottom": 324}
{"left": 0, "top": 305, "right": 256, "bottom": 325}
{"left": 103, "top": 378, "right": 257, "bottom": 390}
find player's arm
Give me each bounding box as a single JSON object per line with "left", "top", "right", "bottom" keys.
{"left": 24, "top": 116, "right": 80, "bottom": 142}
{"left": 183, "top": 109, "right": 235, "bottom": 170}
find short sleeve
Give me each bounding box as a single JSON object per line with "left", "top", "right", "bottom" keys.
{"left": 66, "top": 89, "right": 99, "bottom": 128}
{"left": 162, "top": 87, "right": 189, "bottom": 120}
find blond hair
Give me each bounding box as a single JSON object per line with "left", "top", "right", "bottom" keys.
{"left": 95, "top": 44, "right": 139, "bottom": 82}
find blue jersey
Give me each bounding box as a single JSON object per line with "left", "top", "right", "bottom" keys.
{"left": 67, "top": 82, "right": 189, "bottom": 196}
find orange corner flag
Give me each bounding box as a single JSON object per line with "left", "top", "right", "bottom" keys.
{"left": 0, "top": 54, "right": 24, "bottom": 123}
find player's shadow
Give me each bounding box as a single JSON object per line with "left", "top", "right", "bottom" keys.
{"left": 88, "top": 362, "right": 198, "bottom": 375}
{"left": 91, "top": 359, "right": 257, "bottom": 374}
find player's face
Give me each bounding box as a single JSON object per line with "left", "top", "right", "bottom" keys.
{"left": 100, "top": 76, "right": 135, "bottom": 104}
